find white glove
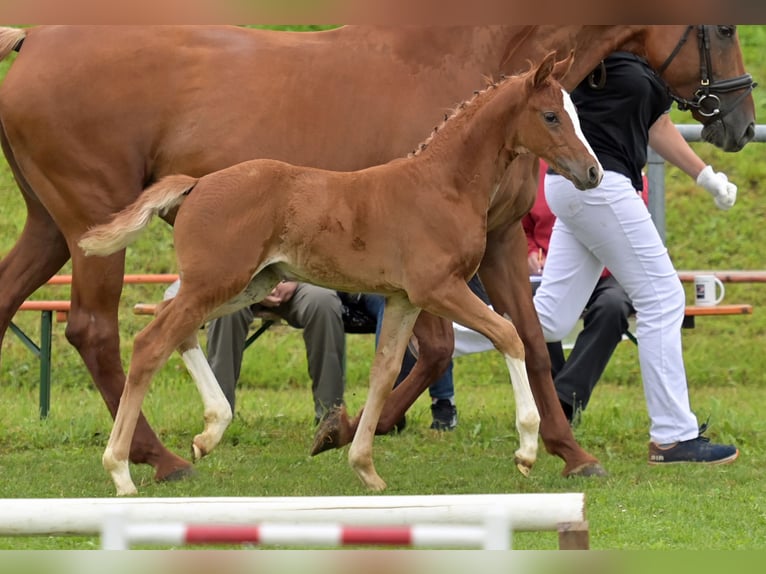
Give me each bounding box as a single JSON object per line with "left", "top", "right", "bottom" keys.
{"left": 696, "top": 165, "right": 737, "bottom": 210}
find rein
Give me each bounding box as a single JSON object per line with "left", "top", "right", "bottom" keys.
{"left": 656, "top": 25, "right": 756, "bottom": 119}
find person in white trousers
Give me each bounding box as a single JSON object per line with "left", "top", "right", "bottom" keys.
{"left": 534, "top": 52, "right": 738, "bottom": 465}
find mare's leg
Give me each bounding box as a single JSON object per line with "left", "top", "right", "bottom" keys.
{"left": 422, "top": 280, "right": 539, "bottom": 474}
{"left": 481, "top": 221, "right": 605, "bottom": 477}
{"left": 104, "top": 295, "right": 209, "bottom": 495}
{"left": 1, "top": 119, "right": 190, "bottom": 481}
{"left": 67, "top": 249, "right": 192, "bottom": 481}
{"left": 0, "top": 199, "right": 70, "bottom": 356}
{"left": 348, "top": 294, "right": 420, "bottom": 490}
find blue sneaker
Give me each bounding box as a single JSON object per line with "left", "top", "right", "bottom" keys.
{"left": 648, "top": 424, "right": 739, "bottom": 465}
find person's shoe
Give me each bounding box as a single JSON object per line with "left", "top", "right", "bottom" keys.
{"left": 648, "top": 424, "right": 739, "bottom": 465}
{"left": 430, "top": 399, "right": 458, "bottom": 431}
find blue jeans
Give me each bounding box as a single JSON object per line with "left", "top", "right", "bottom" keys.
{"left": 362, "top": 295, "right": 454, "bottom": 400}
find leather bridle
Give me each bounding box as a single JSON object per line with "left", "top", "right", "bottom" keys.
{"left": 656, "top": 25, "right": 756, "bottom": 119}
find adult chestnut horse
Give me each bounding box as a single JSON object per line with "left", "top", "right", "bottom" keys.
{"left": 80, "top": 53, "right": 602, "bottom": 494}
{"left": 0, "top": 26, "right": 755, "bottom": 482}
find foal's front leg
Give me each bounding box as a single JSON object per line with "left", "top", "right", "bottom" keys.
{"left": 348, "top": 294, "right": 420, "bottom": 490}
{"left": 424, "top": 281, "right": 540, "bottom": 474}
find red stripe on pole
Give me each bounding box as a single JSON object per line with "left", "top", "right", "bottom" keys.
{"left": 185, "top": 525, "right": 260, "bottom": 544}
{"left": 341, "top": 527, "right": 412, "bottom": 546}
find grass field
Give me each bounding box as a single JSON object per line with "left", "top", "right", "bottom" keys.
{"left": 0, "top": 25, "right": 765, "bottom": 551}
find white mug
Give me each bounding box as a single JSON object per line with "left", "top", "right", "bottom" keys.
{"left": 694, "top": 274, "right": 725, "bottom": 306}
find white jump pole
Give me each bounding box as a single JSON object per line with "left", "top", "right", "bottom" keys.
{"left": 0, "top": 493, "right": 585, "bottom": 542}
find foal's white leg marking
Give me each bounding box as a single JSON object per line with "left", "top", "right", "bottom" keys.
{"left": 561, "top": 88, "right": 603, "bottom": 178}
{"left": 434, "top": 289, "right": 539, "bottom": 477}
{"left": 181, "top": 345, "right": 233, "bottom": 460}
{"left": 504, "top": 355, "right": 540, "bottom": 476}
{"left": 103, "top": 447, "right": 137, "bottom": 496}
{"left": 103, "top": 398, "right": 142, "bottom": 496}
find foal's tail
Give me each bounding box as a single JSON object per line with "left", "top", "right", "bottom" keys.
{"left": 0, "top": 27, "right": 26, "bottom": 60}
{"left": 79, "top": 175, "right": 198, "bottom": 257}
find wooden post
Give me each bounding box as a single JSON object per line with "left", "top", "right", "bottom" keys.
{"left": 557, "top": 520, "right": 589, "bottom": 550}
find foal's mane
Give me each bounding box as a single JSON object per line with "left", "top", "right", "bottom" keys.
{"left": 408, "top": 63, "right": 535, "bottom": 158}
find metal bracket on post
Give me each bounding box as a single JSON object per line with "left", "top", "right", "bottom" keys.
{"left": 39, "top": 310, "right": 52, "bottom": 418}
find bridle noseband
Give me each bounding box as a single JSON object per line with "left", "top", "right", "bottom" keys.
{"left": 656, "top": 25, "right": 756, "bottom": 119}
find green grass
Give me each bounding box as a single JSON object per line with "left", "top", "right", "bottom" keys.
{"left": 1, "top": 25, "right": 766, "bottom": 551}
{"left": 0, "top": 328, "right": 765, "bottom": 550}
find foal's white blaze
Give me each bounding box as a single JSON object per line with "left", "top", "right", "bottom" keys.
{"left": 180, "top": 345, "right": 233, "bottom": 460}
{"left": 560, "top": 88, "right": 604, "bottom": 179}
{"left": 505, "top": 355, "right": 540, "bottom": 473}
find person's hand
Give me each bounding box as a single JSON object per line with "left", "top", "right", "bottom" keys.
{"left": 696, "top": 165, "right": 737, "bottom": 210}
{"left": 261, "top": 281, "right": 298, "bottom": 307}
{"left": 527, "top": 250, "right": 544, "bottom": 275}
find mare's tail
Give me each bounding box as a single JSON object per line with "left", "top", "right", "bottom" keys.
{"left": 0, "top": 27, "right": 26, "bottom": 60}
{"left": 79, "top": 175, "right": 198, "bottom": 256}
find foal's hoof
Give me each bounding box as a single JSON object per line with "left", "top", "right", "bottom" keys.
{"left": 362, "top": 475, "right": 387, "bottom": 492}
{"left": 515, "top": 457, "right": 534, "bottom": 477}
{"left": 310, "top": 406, "right": 353, "bottom": 456}
{"left": 564, "top": 462, "right": 608, "bottom": 478}
{"left": 192, "top": 442, "right": 208, "bottom": 461}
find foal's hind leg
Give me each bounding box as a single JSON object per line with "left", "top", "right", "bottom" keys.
{"left": 348, "top": 294, "right": 420, "bottom": 490}
{"left": 421, "top": 280, "right": 540, "bottom": 475}
{"left": 104, "top": 299, "right": 208, "bottom": 495}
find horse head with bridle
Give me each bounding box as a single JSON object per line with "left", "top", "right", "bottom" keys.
{"left": 647, "top": 25, "right": 754, "bottom": 149}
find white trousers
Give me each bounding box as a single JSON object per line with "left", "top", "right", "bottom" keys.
{"left": 533, "top": 171, "right": 698, "bottom": 444}
{"left": 453, "top": 313, "right": 495, "bottom": 358}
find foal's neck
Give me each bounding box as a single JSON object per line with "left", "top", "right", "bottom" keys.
{"left": 410, "top": 76, "right": 524, "bottom": 200}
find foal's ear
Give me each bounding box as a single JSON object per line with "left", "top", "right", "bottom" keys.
{"left": 552, "top": 50, "right": 575, "bottom": 81}
{"left": 532, "top": 51, "right": 558, "bottom": 89}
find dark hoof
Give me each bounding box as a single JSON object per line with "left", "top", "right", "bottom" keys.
{"left": 156, "top": 464, "right": 196, "bottom": 483}
{"left": 564, "top": 462, "right": 608, "bottom": 478}
{"left": 310, "top": 406, "right": 353, "bottom": 456}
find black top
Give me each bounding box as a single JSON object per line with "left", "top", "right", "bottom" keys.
{"left": 569, "top": 52, "right": 672, "bottom": 191}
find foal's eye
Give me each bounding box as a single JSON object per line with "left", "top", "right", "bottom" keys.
{"left": 717, "top": 25, "right": 735, "bottom": 38}
{"left": 543, "top": 112, "right": 558, "bottom": 124}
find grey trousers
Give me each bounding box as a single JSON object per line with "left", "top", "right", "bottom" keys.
{"left": 206, "top": 284, "right": 346, "bottom": 420}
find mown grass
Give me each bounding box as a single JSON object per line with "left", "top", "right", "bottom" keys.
{"left": 0, "top": 332, "right": 764, "bottom": 550}
{"left": 0, "top": 25, "right": 765, "bottom": 551}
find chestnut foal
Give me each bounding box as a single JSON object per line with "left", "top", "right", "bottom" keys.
{"left": 80, "top": 52, "right": 601, "bottom": 495}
